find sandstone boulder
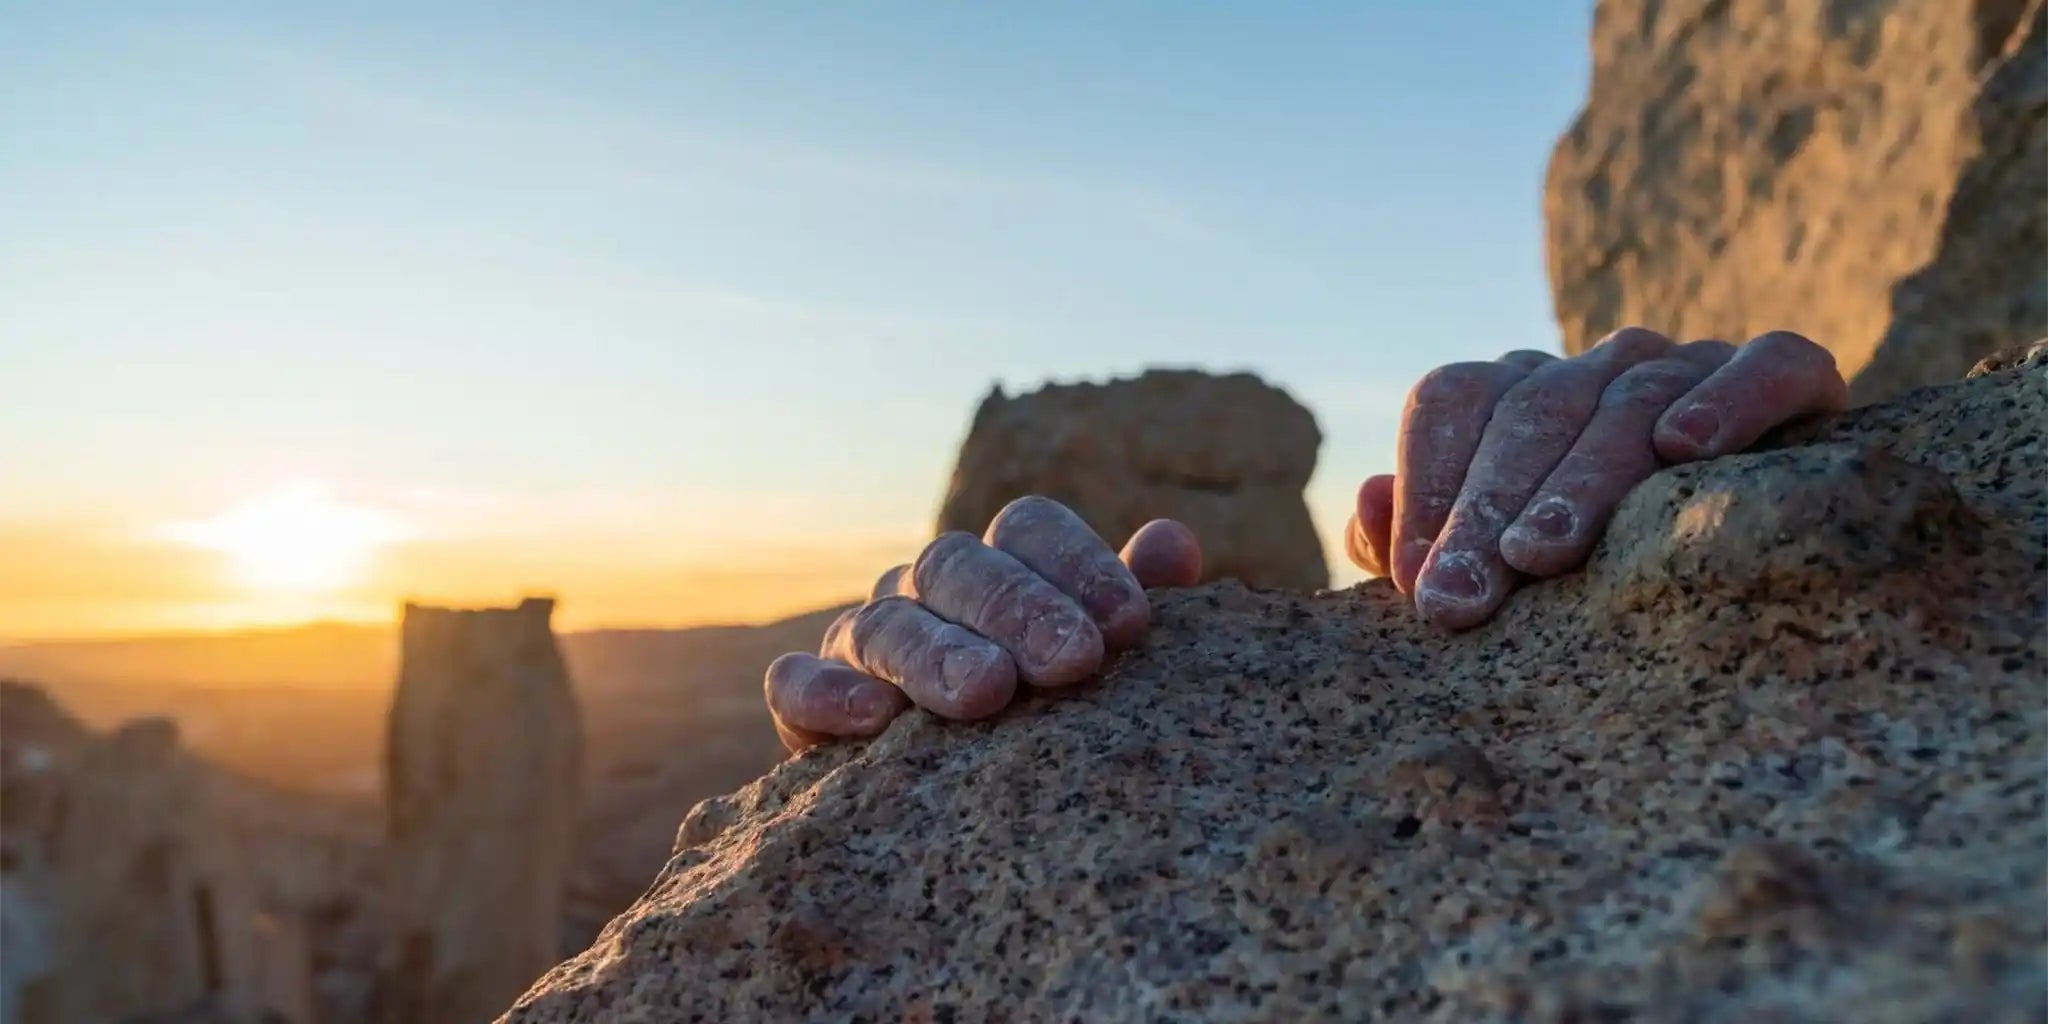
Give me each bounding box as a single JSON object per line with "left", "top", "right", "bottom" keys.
{"left": 937, "top": 369, "right": 1328, "bottom": 591}
{"left": 384, "top": 598, "right": 582, "bottom": 1024}
{"left": 506, "top": 345, "right": 2047, "bottom": 1022}
{"left": 1546, "top": 0, "right": 2046, "bottom": 404}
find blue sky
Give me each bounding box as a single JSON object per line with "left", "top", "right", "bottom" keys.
{"left": 0, "top": 3, "right": 1594, "bottom": 635}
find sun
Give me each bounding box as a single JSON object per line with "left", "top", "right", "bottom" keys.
{"left": 166, "top": 483, "right": 406, "bottom": 591}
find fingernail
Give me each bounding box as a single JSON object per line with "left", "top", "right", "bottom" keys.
{"left": 1523, "top": 499, "right": 1576, "bottom": 542}
{"left": 1669, "top": 404, "right": 1721, "bottom": 449}
{"left": 1420, "top": 556, "right": 1486, "bottom": 603}
{"left": 846, "top": 686, "right": 895, "bottom": 725}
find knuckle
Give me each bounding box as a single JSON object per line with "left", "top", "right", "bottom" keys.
{"left": 1408, "top": 361, "right": 1501, "bottom": 410}
{"left": 820, "top": 608, "right": 859, "bottom": 656}
{"left": 849, "top": 595, "right": 917, "bottom": 651}
{"left": 869, "top": 564, "right": 911, "bottom": 602}
{"left": 1591, "top": 325, "right": 1673, "bottom": 361}
{"left": 994, "top": 493, "right": 1063, "bottom": 521}
{"left": 1747, "top": 330, "right": 1832, "bottom": 368}
{"left": 1674, "top": 339, "right": 1737, "bottom": 367}
{"left": 1601, "top": 359, "right": 1696, "bottom": 407}
{"left": 1498, "top": 362, "right": 1593, "bottom": 418}
{"left": 985, "top": 494, "right": 1079, "bottom": 547}
{"left": 912, "top": 531, "right": 979, "bottom": 584}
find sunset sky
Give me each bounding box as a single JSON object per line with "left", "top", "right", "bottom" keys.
{"left": 1, "top": 3, "right": 1590, "bottom": 639}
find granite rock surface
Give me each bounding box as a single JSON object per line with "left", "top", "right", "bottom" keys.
{"left": 506, "top": 346, "right": 2047, "bottom": 1022}
{"left": 936, "top": 369, "right": 1328, "bottom": 591}
{"left": 1546, "top": 0, "right": 2046, "bottom": 403}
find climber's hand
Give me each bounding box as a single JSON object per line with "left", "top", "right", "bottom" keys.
{"left": 1345, "top": 327, "right": 1847, "bottom": 629}
{"left": 765, "top": 497, "right": 1203, "bottom": 753}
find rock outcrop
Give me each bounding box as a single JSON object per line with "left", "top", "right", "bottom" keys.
{"left": 0, "top": 693, "right": 281, "bottom": 1024}
{"left": 384, "top": 598, "right": 583, "bottom": 1024}
{"left": 937, "top": 369, "right": 1328, "bottom": 591}
{"left": 1546, "top": 0, "right": 2046, "bottom": 404}
{"left": 506, "top": 346, "right": 2047, "bottom": 1022}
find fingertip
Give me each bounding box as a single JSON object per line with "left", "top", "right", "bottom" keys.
{"left": 774, "top": 718, "right": 829, "bottom": 754}
{"left": 1356, "top": 475, "right": 1395, "bottom": 577}
{"left": 1412, "top": 550, "right": 1506, "bottom": 632}
{"left": 870, "top": 564, "right": 912, "bottom": 602}
{"left": 1653, "top": 400, "right": 1721, "bottom": 461}
{"left": 1029, "top": 617, "right": 1106, "bottom": 688}
{"left": 1391, "top": 537, "right": 1432, "bottom": 594}
{"left": 766, "top": 652, "right": 904, "bottom": 741}
{"left": 1097, "top": 591, "right": 1151, "bottom": 652}
{"left": 1121, "top": 519, "right": 1202, "bottom": 589}
{"left": 845, "top": 679, "right": 911, "bottom": 731}
{"left": 931, "top": 643, "right": 1019, "bottom": 719}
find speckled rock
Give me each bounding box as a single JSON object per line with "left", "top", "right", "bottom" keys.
{"left": 505, "top": 348, "right": 2047, "bottom": 1023}
{"left": 935, "top": 369, "right": 1328, "bottom": 590}
{"left": 1546, "top": 0, "right": 2046, "bottom": 404}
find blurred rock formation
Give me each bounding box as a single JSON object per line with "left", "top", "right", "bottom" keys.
{"left": 1546, "top": 0, "right": 2046, "bottom": 403}
{"left": 937, "top": 369, "right": 1328, "bottom": 591}
{"left": 0, "top": 683, "right": 340, "bottom": 1024}
{"left": 381, "top": 598, "right": 582, "bottom": 1024}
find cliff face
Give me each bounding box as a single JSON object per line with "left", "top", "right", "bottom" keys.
{"left": 1545, "top": 0, "right": 2046, "bottom": 404}
{"left": 504, "top": 345, "right": 2046, "bottom": 1022}
{"left": 384, "top": 598, "right": 583, "bottom": 1024}
{"left": 937, "top": 369, "right": 1328, "bottom": 591}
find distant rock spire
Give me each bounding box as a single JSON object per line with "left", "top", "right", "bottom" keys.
{"left": 382, "top": 597, "right": 582, "bottom": 1024}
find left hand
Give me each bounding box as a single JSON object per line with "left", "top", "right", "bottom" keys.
{"left": 1345, "top": 327, "right": 1848, "bottom": 630}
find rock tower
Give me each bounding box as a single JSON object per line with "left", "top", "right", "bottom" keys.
{"left": 937, "top": 369, "right": 1328, "bottom": 591}
{"left": 383, "top": 598, "right": 582, "bottom": 1024}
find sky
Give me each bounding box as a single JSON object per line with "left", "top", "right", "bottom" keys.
{"left": 0, "top": 2, "right": 1593, "bottom": 639}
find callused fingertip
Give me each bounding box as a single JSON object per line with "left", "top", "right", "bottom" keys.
{"left": 1096, "top": 594, "right": 1151, "bottom": 652}
{"left": 1657, "top": 402, "right": 1722, "bottom": 458}
{"left": 1412, "top": 552, "right": 1497, "bottom": 631}
{"left": 844, "top": 681, "right": 907, "bottom": 732}
{"left": 933, "top": 645, "right": 1017, "bottom": 720}
{"left": 1029, "top": 617, "right": 1106, "bottom": 688}
{"left": 1121, "top": 519, "right": 1202, "bottom": 589}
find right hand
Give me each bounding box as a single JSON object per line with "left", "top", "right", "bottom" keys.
{"left": 765, "top": 496, "right": 1204, "bottom": 753}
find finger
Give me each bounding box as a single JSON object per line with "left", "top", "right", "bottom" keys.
{"left": 1653, "top": 330, "right": 1848, "bottom": 462}
{"left": 1414, "top": 327, "right": 1673, "bottom": 629}
{"left": 1345, "top": 474, "right": 1396, "bottom": 576}
{"left": 1391, "top": 353, "right": 1555, "bottom": 593}
{"left": 1120, "top": 518, "right": 1203, "bottom": 590}
{"left": 1497, "top": 349, "right": 1556, "bottom": 372}
{"left": 912, "top": 532, "right": 1104, "bottom": 687}
{"left": 983, "top": 496, "right": 1150, "bottom": 650}
{"left": 1500, "top": 340, "right": 1734, "bottom": 577}
{"left": 823, "top": 596, "right": 1017, "bottom": 719}
{"left": 764, "top": 651, "right": 910, "bottom": 751}
{"left": 774, "top": 718, "right": 831, "bottom": 754}
{"left": 870, "top": 564, "right": 912, "bottom": 601}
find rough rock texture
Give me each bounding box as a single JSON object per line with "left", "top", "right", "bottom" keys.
{"left": 1546, "top": 0, "right": 2046, "bottom": 404}
{"left": 507, "top": 346, "right": 2047, "bottom": 1023}
{"left": 936, "top": 369, "right": 1328, "bottom": 591}
{"left": 384, "top": 598, "right": 583, "bottom": 1024}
